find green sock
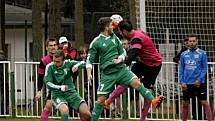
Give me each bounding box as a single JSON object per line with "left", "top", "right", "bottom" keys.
{"left": 136, "top": 85, "right": 154, "bottom": 101}
{"left": 61, "top": 114, "right": 68, "bottom": 121}
{"left": 87, "top": 116, "right": 91, "bottom": 121}
{"left": 91, "top": 103, "right": 103, "bottom": 121}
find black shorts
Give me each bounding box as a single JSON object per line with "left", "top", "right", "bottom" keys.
{"left": 182, "top": 84, "right": 207, "bottom": 101}
{"left": 131, "top": 62, "right": 162, "bottom": 89}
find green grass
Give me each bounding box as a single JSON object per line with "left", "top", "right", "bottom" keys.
{"left": 0, "top": 117, "right": 173, "bottom": 121}
{"left": 0, "top": 118, "right": 134, "bottom": 121}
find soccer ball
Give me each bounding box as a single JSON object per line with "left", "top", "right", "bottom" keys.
{"left": 110, "top": 14, "right": 123, "bottom": 29}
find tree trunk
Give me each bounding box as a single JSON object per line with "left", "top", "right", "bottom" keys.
{"left": 32, "top": 0, "right": 43, "bottom": 61}
{"left": 49, "top": 0, "right": 62, "bottom": 39}
{"left": 0, "top": 0, "right": 5, "bottom": 60}
{"left": 75, "top": 0, "right": 84, "bottom": 48}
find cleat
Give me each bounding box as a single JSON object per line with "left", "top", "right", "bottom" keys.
{"left": 152, "top": 95, "right": 165, "bottom": 109}
{"left": 103, "top": 100, "right": 110, "bottom": 109}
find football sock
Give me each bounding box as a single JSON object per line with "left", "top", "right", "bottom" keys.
{"left": 136, "top": 85, "right": 154, "bottom": 101}
{"left": 91, "top": 103, "right": 103, "bottom": 121}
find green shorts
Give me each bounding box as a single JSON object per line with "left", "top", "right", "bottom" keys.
{"left": 98, "top": 67, "right": 137, "bottom": 97}
{"left": 52, "top": 90, "right": 85, "bottom": 111}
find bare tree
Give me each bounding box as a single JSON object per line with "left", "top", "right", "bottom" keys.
{"left": 75, "top": 0, "right": 84, "bottom": 48}
{"left": 49, "top": 0, "right": 62, "bottom": 39}
{"left": 32, "top": 0, "right": 43, "bottom": 61}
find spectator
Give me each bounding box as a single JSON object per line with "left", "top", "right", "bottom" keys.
{"left": 59, "top": 36, "right": 77, "bottom": 60}
{"left": 179, "top": 34, "right": 212, "bottom": 121}
{"left": 173, "top": 37, "right": 189, "bottom": 63}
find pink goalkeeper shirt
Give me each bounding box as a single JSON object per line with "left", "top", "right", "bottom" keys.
{"left": 130, "top": 30, "right": 162, "bottom": 66}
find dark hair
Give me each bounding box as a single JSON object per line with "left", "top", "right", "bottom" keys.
{"left": 188, "top": 34, "right": 198, "bottom": 39}
{"left": 118, "top": 20, "right": 133, "bottom": 32}
{"left": 97, "top": 17, "right": 112, "bottom": 32}
{"left": 45, "top": 38, "right": 57, "bottom": 47}
{"left": 54, "top": 50, "right": 65, "bottom": 60}
{"left": 183, "top": 37, "right": 189, "bottom": 42}
{"left": 78, "top": 45, "right": 88, "bottom": 55}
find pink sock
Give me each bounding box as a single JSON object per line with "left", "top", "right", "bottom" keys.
{"left": 182, "top": 103, "right": 189, "bottom": 121}
{"left": 40, "top": 108, "right": 50, "bottom": 121}
{"left": 203, "top": 103, "right": 212, "bottom": 121}
{"left": 80, "top": 114, "right": 86, "bottom": 121}
{"left": 107, "top": 85, "right": 126, "bottom": 104}
{"left": 140, "top": 100, "right": 151, "bottom": 121}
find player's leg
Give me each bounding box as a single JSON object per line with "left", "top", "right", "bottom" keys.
{"left": 198, "top": 84, "right": 212, "bottom": 121}
{"left": 53, "top": 96, "right": 68, "bottom": 121}
{"left": 118, "top": 68, "right": 163, "bottom": 109}
{"left": 104, "top": 85, "right": 126, "bottom": 109}
{"left": 67, "top": 91, "right": 91, "bottom": 121}
{"left": 181, "top": 86, "right": 191, "bottom": 121}
{"left": 40, "top": 92, "right": 52, "bottom": 121}
{"left": 58, "top": 104, "right": 69, "bottom": 121}
{"left": 78, "top": 102, "right": 91, "bottom": 121}
{"left": 91, "top": 73, "right": 116, "bottom": 121}
{"left": 104, "top": 62, "right": 143, "bottom": 110}
{"left": 137, "top": 64, "right": 162, "bottom": 121}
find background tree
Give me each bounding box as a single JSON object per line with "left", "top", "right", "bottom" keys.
{"left": 75, "top": 0, "right": 84, "bottom": 47}
{"left": 32, "top": 0, "right": 43, "bottom": 61}
{"left": 49, "top": 0, "right": 62, "bottom": 39}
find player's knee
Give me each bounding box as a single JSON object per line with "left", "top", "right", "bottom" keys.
{"left": 59, "top": 104, "right": 69, "bottom": 115}
{"left": 83, "top": 111, "right": 91, "bottom": 119}
{"left": 96, "top": 96, "right": 106, "bottom": 104}
{"left": 130, "top": 78, "right": 141, "bottom": 89}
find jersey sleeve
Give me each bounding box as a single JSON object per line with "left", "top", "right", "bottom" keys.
{"left": 38, "top": 59, "right": 46, "bottom": 74}
{"left": 86, "top": 39, "right": 98, "bottom": 69}
{"left": 197, "top": 51, "right": 208, "bottom": 83}
{"left": 44, "top": 64, "right": 62, "bottom": 91}
{"left": 131, "top": 38, "right": 142, "bottom": 49}
{"left": 179, "top": 53, "right": 185, "bottom": 84}
{"left": 74, "top": 61, "right": 86, "bottom": 69}
{"left": 67, "top": 59, "right": 86, "bottom": 69}
{"left": 37, "top": 60, "right": 45, "bottom": 91}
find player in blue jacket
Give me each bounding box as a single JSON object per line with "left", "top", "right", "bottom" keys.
{"left": 179, "top": 34, "right": 212, "bottom": 121}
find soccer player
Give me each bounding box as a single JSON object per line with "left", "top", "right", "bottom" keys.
{"left": 86, "top": 17, "right": 162, "bottom": 121}
{"left": 44, "top": 50, "right": 91, "bottom": 121}
{"left": 35, "top": 38, "right": 58, "bottom": 121}
{"left": 104, "top": 20, "right": 164, "bottom": 121}
{"left": 179, "top": 34, "right": 212, "bottom": 121}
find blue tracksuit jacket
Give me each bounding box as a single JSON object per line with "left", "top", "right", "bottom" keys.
{"left": 179, "top": 48, "right": 208, "bottom": 84}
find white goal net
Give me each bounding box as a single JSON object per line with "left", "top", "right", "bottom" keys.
{"left": 137, "top": 0, "right": 215, "bottom": 62}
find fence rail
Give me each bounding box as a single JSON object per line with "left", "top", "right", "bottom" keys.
{"left": 0, "top": 61, "right": 214, "bottom": 120}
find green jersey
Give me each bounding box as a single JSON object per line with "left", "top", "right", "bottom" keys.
{"left": 44, "top": 60, "right": 85, "bottom": 95}
{"left": 86, "top": 33, "right": 126, "bottom": 74}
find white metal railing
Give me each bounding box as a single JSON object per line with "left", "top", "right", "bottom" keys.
{"left": 0, "top": 61, "right": 215, "bottom": 121}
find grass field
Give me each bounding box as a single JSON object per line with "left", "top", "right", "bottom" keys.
{"left": 0, "top": 117, "right": 137, "bottom": 121}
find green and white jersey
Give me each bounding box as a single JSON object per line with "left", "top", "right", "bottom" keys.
{"left": 86, "top": 33, "right": 126, "bottom": 74}
{"left": 44, "top": 60, "right": 85, "bottom": 95}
